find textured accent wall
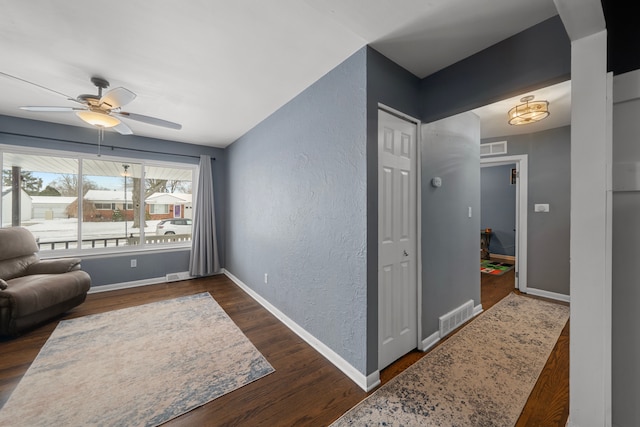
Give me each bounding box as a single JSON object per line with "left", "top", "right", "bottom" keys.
{"left": 421, "top": 112, "right": 481, "bottom": 335}
{"left": 225, "top": 48, "right": 368, "bottom": 372}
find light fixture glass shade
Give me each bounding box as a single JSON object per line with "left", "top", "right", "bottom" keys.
{"left": 76, "top": 110, "right": 121, "bottom": 128}
{"left": 507, "top": 96, "right": 549, "bottom": 125}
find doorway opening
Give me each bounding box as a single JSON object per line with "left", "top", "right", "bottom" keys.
{"left": 480, "top": 155, "right": 528, "bottom": 293}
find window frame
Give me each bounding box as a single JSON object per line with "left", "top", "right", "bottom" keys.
{"left": 0, "top": 144, "right": 198, "bottom": 257}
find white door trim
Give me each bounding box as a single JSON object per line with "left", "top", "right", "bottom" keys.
{"left": 377, "top": 103, "right": 422, "bottom": 367}
{"left": 480, "top": 154, "right": 528, "bottom": 292}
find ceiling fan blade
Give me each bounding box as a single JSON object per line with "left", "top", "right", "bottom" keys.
{"left": 1, "top": 71, "right": 81, "bottom": 103}
{"left": 115, "top": 111, "right": 182, "bottom": 130}
{"left": 100, "top": 87, "right": 136, "bottom": 109}
{"left": 20, "top": 106, "right": 85, "bottom": 112}
{"left": 112, "top": 120, "right": 133, "bottom": 135}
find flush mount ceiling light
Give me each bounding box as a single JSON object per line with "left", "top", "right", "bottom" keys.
{"left": 507, "top": 95, "right": 549, "bottom": 125}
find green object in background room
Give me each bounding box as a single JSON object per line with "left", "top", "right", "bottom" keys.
{"left": 481, "top": 260, "right": 514, "bottom": 276}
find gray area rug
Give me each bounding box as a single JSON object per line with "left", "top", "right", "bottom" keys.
{"left": 0, "top": 292, "right": 274, "bottom": 426}
{"left": 332, "top": 293, "right": 569, "bottom": 426}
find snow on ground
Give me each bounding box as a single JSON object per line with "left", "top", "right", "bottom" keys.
{"left": 4, "top": 218, "right": 162, "bottom": 242}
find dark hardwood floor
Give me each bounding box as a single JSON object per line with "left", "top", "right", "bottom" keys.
{"left": 0, "top": 265, "right": 569, "bottom": 426}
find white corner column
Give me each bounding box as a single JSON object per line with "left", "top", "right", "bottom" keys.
{"left": 569, "top": 29, "right": 612, "bottom": 427}
{"left": 555, "top": 0, "right": 611, "bottom": 424}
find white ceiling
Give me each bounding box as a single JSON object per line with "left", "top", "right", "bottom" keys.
{"left": 0, "top": 0, "right": 563, "bottom": 148}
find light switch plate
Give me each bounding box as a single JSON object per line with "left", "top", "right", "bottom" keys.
{"left": 534, "top": 204, "right": 550, "bottom": 212}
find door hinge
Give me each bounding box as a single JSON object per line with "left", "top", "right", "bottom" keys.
{"left": 515, "top": 271, "right": 519, "bottom": 278}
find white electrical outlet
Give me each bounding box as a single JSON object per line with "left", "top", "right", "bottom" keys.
{"left": 468, "top": 207, "right": 472, "bottom": 218}
{"left": 264, "top": 273, "right": 268, "bottom": 284}
{"left": 131, "top": 259, "right": 137, "bottom": 268}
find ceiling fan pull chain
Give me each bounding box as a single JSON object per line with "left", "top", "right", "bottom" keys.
{"left": 97, "top": 127, "right": 103, "bottom": 157}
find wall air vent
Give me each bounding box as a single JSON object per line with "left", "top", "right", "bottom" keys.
{"left": 439, "top": 300, "right": 474, "bottom": 337}
{"left": 480, "top": 141, "right": 507, "bottom": 157}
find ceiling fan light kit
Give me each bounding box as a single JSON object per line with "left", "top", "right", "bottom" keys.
{"left": 507, "top": 95, "right": 549, "bottom": 125}
{"left": 75, "top": 110, "right": 121, "bottom": 128}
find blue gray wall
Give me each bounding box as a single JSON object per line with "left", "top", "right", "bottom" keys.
{"left": 365, "top": 17, "right": 570, "bottom": 370}
{"left": 415, "top": 16, "right": 570, "bottom": 334}
{"left": 0, "top": 115, "right": 225, "bottom": 286}
{"left": 481, "top": 164, "right": 516, "bottom": 256}
{"left": 225, "top": 48, "right": 369, "bottom": 373}
{"left": 421, "top": 112, "right": 481, "bottom": 334}
{"left": 223, "top": 15, "right": 571, "bottom": 376}
{"left": 483, "top": 126, "right": 571, "bottom": 296}
{"left": 612, "top": 80, "right": 640, "bottom": 427}
{"left": 420, "top": 16, "right": 570, "bottom": 124}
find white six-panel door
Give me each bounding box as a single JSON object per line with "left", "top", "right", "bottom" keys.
{"left": 378, "top": 109, "right": 418, "bottom": 370}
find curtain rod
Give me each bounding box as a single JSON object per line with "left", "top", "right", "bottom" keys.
{"left": 0, "top": 130, "right": 216, "bottom": 161}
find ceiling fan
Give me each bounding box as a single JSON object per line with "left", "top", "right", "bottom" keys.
{"left": 1, "top": 72, "right": 181, "bottom": 135}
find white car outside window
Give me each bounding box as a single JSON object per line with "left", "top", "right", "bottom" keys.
{"left": 155, "top": 219, "right": 192, "bottom": 235}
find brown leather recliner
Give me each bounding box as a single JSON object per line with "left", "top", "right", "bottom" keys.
{"left": 0, "top": 227, "right": 91, "bottom": 337}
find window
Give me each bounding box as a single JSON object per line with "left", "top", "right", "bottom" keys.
{"left": 95, "top": 203, "right": 116, "bottom": 210}
{"left": 149, "top": 204, "right": 169, "bottom": 214}
{"left": 1, "top": 145, "right": 196, "bottom": 253}
{"left": 2, "top": 152, "right": 79, "bottom": 249}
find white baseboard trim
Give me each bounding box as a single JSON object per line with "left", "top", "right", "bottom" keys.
{"left": 490, "top": 254, "right": 516, "bottom": 261}
{"left": 88, "top": 276, "right": 167, "bottom": 294}
{"left": 366, "top": 372, "right": 381, "bottom": 391}
{"left": 474, "top": 303, "right": 484, "bottom": 316}
{"left": 525, "top": 287, "right": 571, "bottom": 303}
{"left": 223, "top": 269, "right": 374, "bottom": 392}
{"left": 87, "top": 270, "right": 223, "bottom": 294}
{"left": 421, "top": 330, "right": 440, "bottom": 351}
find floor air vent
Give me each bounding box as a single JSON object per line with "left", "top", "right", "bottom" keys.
{"left": 439, "top": 300, "right": 474, "bottom": 337}
{"left": 166, "top": 272, "right": 191, "bottom": 282}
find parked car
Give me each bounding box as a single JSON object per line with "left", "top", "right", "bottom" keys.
{"left": 155, "top": 218, "right": 192, "bottom": 235}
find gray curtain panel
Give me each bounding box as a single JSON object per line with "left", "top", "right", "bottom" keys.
{"left": 189, "top": 155, "right": 220, "bottom": 276}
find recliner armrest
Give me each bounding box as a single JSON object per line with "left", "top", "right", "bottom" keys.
{"left": 24, "top": 258, "right": 82, "bottom": 275}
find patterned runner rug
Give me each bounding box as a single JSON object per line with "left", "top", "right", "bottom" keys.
{"left": 0, "top": 292, "right": 274, "bottom": 426}
{"left": 332, "top": 293, "right": 569, "bottom": 426}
